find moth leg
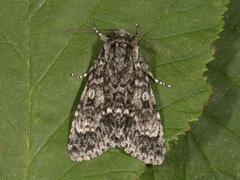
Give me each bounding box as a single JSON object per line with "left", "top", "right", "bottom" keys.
{"left": 71, "top": 66, "right": 94, "bottom": 79}
{"left": 134, "top": 23, "right": 140, "bottom": 40}
{"left": 91, "top": 20, "right": 109, "bottom": 41}
{"left": 146, "top": 70, "right": 171, "bottom": 87}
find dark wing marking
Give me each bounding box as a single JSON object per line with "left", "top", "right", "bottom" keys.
{"left": 68, "top": 56, "right": 116, "bottom": 161}
{"left": 118, "top": 56, "right": 166, "bottom": 165}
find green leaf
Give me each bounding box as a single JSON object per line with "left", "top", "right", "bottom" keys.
{"left": 141, "top": 0, "right": 240, "bottom": 179}
{"left": 0, "top": 0, "right": 228, "bottom": 179}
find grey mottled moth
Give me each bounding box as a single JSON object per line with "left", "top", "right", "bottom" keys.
{"left": 68, "top": 21, "right": 171, "bottom": 165}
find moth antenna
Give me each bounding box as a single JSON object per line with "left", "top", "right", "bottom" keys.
{"left": 138, "top": 35, "right": 172, "bottom": 58}
{"left": 68, "top": 21, "right": 172, "bottom": 58}
{"left": 67, "top": 29, "right": 116, "bottom": 33}
{"left": 128, "top": 31, "right": 172, "bottom": 58}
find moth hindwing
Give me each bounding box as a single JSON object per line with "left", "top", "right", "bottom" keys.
{"left": 68, "top": 21, "right": 170, "bottom": 165}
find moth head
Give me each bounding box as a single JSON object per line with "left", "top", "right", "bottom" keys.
{"left": 115, "top": 29, "right": 130, "bottom": 38}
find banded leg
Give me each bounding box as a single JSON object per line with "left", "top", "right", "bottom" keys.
{"left": 91, "top": 20, "right": 109, "bottom": 41}
{"left": 134, "top": 23, "right": 140, "bottom": 40}
{"left": 71, "top": 66, "right": 94, "bottom": 79}
{"left": 146, "top": 70, "right": 171, "bottom": 87}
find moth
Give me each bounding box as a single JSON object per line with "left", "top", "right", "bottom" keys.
{"left": 68, "top": 21, "right": 171, "bottom": 165}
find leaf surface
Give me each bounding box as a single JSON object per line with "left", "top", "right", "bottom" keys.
{"left": 0, "top": 0, "right": 228, "bottom": 179}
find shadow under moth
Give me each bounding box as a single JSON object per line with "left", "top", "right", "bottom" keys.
{"left": 68, "top": 21, "right": 171, "bottom": 165}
